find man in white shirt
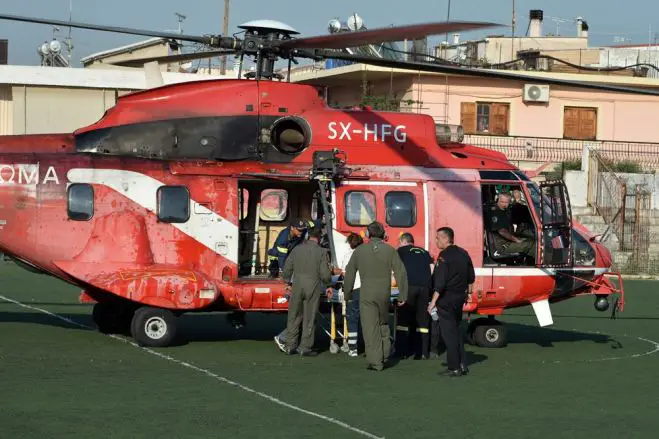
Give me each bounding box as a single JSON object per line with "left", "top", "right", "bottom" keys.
{"left": 336, "top": 232, "right": 364, "bottom": 357}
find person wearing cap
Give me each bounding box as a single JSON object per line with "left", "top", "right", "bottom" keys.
{"left": 267, "top": 218, "right": 308, "bottom": 278}
{"left": 279, "top": 226, "right": 333, "bottom": 356}
{"left": 342, "top": 221, "right": 408, "bottom": 371}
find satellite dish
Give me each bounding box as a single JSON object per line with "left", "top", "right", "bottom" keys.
{"left": 328, "top": 18, "right": 342, "bottom": 34}
{"left": 346, "top": 13, "right": 364, "bottom": 31}
{"left": 49, "top": 39, "right": 62, "bottom": 54}
{"left": 40, "top": 42, "right": 50, "bottom": 55}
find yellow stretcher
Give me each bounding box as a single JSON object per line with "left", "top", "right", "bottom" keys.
{"left": 324, "top": 275, "right": 401, "bottom": 354}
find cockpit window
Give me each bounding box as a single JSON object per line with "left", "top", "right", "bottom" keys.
{"left": 573, "top": 229, "right": 596, "bottom": 266}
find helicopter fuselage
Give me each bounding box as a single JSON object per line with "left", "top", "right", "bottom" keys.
{"left": 0, "top": 79, "right": 623, "bottom": 347}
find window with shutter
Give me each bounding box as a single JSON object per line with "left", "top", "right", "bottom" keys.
{"left": 563, "top": 106, "right": 597, "bottom": 140}
{"left": 460, "top": 102, "right": 476, "bottom": 133}
{"left": 461, "top": 102, "right": 510, "bottom": 135}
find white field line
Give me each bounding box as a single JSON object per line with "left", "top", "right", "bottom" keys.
{"left": 0, "top": 294, "right": 384, "bottom": 439}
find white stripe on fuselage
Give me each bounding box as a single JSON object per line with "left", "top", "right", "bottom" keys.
{"left": 475, "top": 267, "right": 608, "bottom": 277}
{"left": 67, "top": 168, "right": 239, "bottom": 264}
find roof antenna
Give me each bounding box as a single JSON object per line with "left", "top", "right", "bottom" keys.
{"left": 65, "top": 0, "right": 74, "bottom": 67}
{"left": 174, "top": 12, "right": 186, "bottom": 34}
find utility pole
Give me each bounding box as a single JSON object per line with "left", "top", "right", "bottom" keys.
{"left": 444, "top": 0, "right": 451, "bottom": 43}
{"left": 220, "top": 0, "right": 230, "bottom": 75}
{"left": 511, "top": 0, "right": 515, "bottom": 62}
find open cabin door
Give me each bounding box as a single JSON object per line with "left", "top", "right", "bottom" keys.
{"left": 537, "top": 180, "right": 573, "bottom": 268}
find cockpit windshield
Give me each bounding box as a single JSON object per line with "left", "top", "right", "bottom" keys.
{"left": 526, "top": 182, "right": 568, "bottom": 225}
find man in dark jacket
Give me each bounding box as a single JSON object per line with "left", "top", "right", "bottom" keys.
{"left": 428, "top": 227, "right": 475, "bottom": 377}
{"left": 395, "top": 232, "right": 434, "bottom": 359}
{"left": 267, "top": 218, "right": 312, "bottom": 278}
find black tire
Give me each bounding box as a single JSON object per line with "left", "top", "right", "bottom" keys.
{"left": 92, "top": 302, "right": 133, "bottom": 335}
{"left": 473, "top": 323, "right": 507, "bottom": 348}
{"left": 130, "top": 307, "right": 177, "bottom": 347}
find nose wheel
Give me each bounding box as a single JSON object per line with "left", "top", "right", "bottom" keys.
{"left": 466, "top": 317, "right": 508, "bottom": 348}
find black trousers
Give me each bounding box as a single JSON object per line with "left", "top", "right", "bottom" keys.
{"left": 395, "top": 285, "right": 430, "bottom": 357}
{"left": 437, "top": 298, "right": 466, "bottom": 371}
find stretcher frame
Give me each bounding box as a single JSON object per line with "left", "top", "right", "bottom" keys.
{"left": 322, "top": 277, "right": 401, "bottom": 354}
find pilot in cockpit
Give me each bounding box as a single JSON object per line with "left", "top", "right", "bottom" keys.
{"left": 489, "top": 192, "right": 536, "bottom": 260}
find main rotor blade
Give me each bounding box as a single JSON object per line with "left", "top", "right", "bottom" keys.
{"left": 111, "top": 49, "right": 236, "bottom": 67}
{"left": 315, "top": 51, "right": 659, "bottom": 96}
{"left": 0, "top": 13, "right": 213, "bottom": 45}
{"left": 275, "top": 21, "right": 503, "bottom": 50}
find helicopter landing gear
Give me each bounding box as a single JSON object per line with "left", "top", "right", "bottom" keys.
{"left": 130, "top": 306, "right": 178, "bottom": 348}
{"left": 466, "top": 317, "right": 508, "bottom": 348}
{"left": 92, "top": 301, "right": 134, "bottom": 335}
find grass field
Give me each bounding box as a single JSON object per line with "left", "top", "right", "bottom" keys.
{"left": 1, "top": 262, "right": 659, "bottom": 439}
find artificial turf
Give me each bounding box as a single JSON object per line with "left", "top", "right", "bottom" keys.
{"left": 1, "top": 262, "right": 658, "bottom": 439}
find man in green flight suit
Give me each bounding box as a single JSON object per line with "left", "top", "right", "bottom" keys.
{"left": 281, "top": 227, "right": 332, "bottom": 356}
{"left": 342, "top": 221, "right": 408, "bottom": 371}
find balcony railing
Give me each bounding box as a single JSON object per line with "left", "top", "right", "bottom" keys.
{"left": 463, "top": 134, "right": 659, "bottom": 170}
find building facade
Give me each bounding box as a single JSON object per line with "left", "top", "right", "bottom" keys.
{"left": 292, "top": 63, "right": 659, "bottom": 169}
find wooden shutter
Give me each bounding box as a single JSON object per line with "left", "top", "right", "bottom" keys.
{"left": 564, "top": 106, "right": 597, "bottom": 140}
{"left": 460, "top": 102, "right": 477, "bottom": 134}
{"left": 563, "top": 107, "right": 580, "bottom": 139}
{"left": 578, "top": 108, "right": 597, "bottom": 140}
{"left": 490, "top": 103, "right": 509, "bottom": 135}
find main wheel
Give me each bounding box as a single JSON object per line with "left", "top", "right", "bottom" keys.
{"left": 92, "top": 302, "right": 133, "bottom": 335}
{"left": 130, "top": 307, "right": 178, "bottom": 347}
{"left": 473, "top": 322, "right": 507, "bottom": 348}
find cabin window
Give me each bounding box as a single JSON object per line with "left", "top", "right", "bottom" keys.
{"left": 311, "top": 197, "right": 319, "bottom": 220}
{"left": 259, "top": 189, "right": 288, "bottom": 222}
{"left": 239, "top": 189, "right": 249, "bottom": 220}
{"left": 67, "top": 183, "right": 94, "bottom": 221}
{"left": 385, "top": 191, "right": 416, "bottom": 227}
{"left": 345, "top": 191, "right": 377, "bottom": 226}
{"left": 157, "top": 185, "right": 190, "bottom": 223}
{"left": 461, "top": 102, "right": 510, "bottom": 135}
{"left": 563, "top": 106, "right": 597, "bottom": 140}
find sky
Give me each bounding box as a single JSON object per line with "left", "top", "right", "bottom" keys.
{"left": 0, "top": 0, "right": 658, "bottom": 67}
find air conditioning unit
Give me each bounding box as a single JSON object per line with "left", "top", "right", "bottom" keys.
{"left": 523, "top": 84, "right": 550, "bottom": 103}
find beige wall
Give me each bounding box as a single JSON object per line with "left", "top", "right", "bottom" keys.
{"left": 11, "top": 86, "right": 128, "bottom": 135}
{"left": 84, "top": 43, "right": 178, "bottom": 72}
{"left": 0, "top": 86, "right": 12, "bottom": 135}
{"left": 322, "top": 73, "right": 659, "bottom": 143}
{"left": 483, "top": 37, "right": 588, "bottom": 64}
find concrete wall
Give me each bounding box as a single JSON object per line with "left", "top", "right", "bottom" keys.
{"left": 565, "top": 169, "right": 658, "bottom": 209}
{"left": 0, "top": 86, "right": 11, "bottom": 135}
{"left": 11, "top": 86, "right": 122, "bottom": 135}
{"left": 565, "top": 170, "right": 589, "bottom": 207}
{"left": 481, "top": 37, "right": 588, "bottom": 64}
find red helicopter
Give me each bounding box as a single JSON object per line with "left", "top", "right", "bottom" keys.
{"left": 0, "top": 13, "right": 649, "bottom": 349}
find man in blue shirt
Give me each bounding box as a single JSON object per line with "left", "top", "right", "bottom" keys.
{"left": 267, "top": 218, "right": 313, "bottom": 278}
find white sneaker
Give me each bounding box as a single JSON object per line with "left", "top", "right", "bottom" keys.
{"left": 274, "top": 335, "right": 286, "bottom": 353}
{"left": 348, "top": 349, "right": 358, "bottom": 357}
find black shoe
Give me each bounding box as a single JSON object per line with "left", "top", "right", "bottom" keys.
{"left": 367, "top": 364, "right": 384, "bottom": 371}
{"left": 460, "top": 364, "right": 470, "bottom": 375}
{"left": 439, "top": 368, "right": 464, "bottom": 377}
{"left": 300, "top": 350, "right": 318, "bottom": 357}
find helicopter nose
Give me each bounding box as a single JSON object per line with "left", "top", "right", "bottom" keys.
{"left": 593, "top": 241, "right": 613, "bottom": 268}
